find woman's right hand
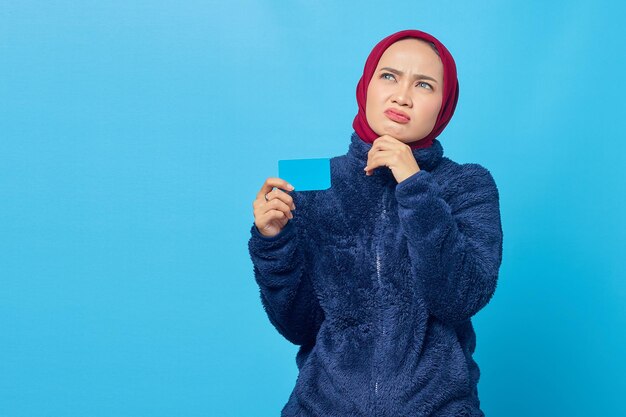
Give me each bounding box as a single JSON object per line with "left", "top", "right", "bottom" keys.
{"left": 253, "top": 177, "right": 296, "bottom": 238}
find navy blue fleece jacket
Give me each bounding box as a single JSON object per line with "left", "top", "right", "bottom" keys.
{"left": 247, "top": 131, "right": 503, "bottom": 416}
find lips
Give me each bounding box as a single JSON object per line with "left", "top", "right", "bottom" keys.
{"left": 384, "top": 108, "right": 410, "bottom": 123}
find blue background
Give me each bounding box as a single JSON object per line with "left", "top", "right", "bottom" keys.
{"left": 1, "top": 1, "right": 625, "bottom": 416}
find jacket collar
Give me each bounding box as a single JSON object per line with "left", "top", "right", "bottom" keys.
{"left": 328, "top": 131, "right": 445, "bottom": 233}
{"left": 345, "top": 131, "right": 444, "bottom": 178}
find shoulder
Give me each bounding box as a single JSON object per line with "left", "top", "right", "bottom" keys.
{"left": 460, "top": 162, "right": 499, "bottom": 196}
{"left": 433, "top": 157, "right": 499, "bottom": 199}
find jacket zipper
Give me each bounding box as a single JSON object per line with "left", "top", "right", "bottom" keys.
{"left": 374, "top": 187, "right": 387, "bottom": 410}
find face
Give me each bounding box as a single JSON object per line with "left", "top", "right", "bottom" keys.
{"left": 365, "top": 39, "right": 444, "bottom": 143}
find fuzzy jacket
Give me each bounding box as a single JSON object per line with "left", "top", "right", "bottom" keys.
{"left": 248, "top": 131, "right": 503, "bottom": 417}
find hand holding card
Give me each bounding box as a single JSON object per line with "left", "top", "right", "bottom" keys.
{"left": 253, "top": 177, "right": 297, "bottom": 238}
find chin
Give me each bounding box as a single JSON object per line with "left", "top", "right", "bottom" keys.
{"left": 376, "top": 124, "right": 415, "bottom": 142}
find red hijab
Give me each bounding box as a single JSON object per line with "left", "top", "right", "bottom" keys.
{"left": 352, "top": 29, "right": 459, "bottom": 149}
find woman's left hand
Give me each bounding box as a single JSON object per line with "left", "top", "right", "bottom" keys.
{"left": 364, "top": 135, "right": 421, "bottom": 184}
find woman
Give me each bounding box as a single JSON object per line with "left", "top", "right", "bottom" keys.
{"left": 248, "top": 29, "right": 503, "bottom": 417}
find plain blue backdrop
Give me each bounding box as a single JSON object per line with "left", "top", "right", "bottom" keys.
{"left": 1, "top": 1, "right": 625, "bottom": 416}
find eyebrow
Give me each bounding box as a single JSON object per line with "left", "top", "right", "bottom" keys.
{"left": 379, "top": 67, "right": 439, "bottom": 84}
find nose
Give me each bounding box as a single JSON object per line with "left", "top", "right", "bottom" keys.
{"left": 392, "top": 83, "right": 413, "bottom": 107}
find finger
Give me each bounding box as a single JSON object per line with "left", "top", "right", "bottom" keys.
{"left": 372, "top": 136, "right": 401, "bottom": 150}
{"left": 270, "top": 197, "right": 295, "bottom": 218}
{"left": 256, "top": 177, "right": 295, "bottom": 201}
{"left": 378, "top": 134, "right": 402, "bottom": 144}
{"left": 258, "top": 197, "right": 294, "bottom": 219}
{"left": 373, "top": 136, "right": 392, "bottom": 147}
{"left": 365, "top": 150, "right": 393, "bottom": 171}
{"left": 257, "top": 209, "right": 291, "bottom": 229}
{"left": 367, "top": 137, "right": 397, "bottom": 159}
{"left": 263, "top": 187, "right": 296, "bottom": 210}
{"left": 365, "top": 141, "right": 381, "bottom": 170}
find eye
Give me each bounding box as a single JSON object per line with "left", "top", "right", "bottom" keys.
{"left": 417, "top": 81, "right": 433, "bottom": 90}
{"left": 381, "top": 72, "right": 396, "bottom": 81}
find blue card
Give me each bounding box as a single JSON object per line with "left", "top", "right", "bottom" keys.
{"left": 278, "top": 158, "right": 331, "bottom": 191}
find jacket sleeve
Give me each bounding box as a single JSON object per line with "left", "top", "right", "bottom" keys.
{"left": 247, "top": 200, "right": 325, "bottom": 346}
{"left": 394, "top": 163, "right": 503, "bottom": 326}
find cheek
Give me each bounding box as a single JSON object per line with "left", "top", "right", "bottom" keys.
{"left": 365, "top": 92, "right": 379, "bottom": 121}
{"left": 423, "top": 95, "right": 443, "bottom": 120}
{"left": 365, "top": 88, "right": 376, "bottom": 109}
{"left": 366, "top": 81, "right": 385, "bottom": 107}
{"left": 365, "top": 101, "right": 377, "bottom": 128}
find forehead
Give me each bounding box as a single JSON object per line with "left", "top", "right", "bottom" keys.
{"left": 377, "top": 39, "right": 443, "bottom": 79}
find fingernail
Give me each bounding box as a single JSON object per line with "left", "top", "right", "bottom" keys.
{"left": 288, "top": 184, "right": 295, "bottom": 190}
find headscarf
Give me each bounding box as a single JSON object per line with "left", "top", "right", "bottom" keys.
{"left": 352, "top": 29, "right": 459, "bottom": 149}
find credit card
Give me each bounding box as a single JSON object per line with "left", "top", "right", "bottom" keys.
{"left": 278, "top": 158, "right": 331, "bottom": 191}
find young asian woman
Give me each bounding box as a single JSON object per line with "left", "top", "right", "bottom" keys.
{"left": 248, "top": 29, "right": 503, "bottom": 417}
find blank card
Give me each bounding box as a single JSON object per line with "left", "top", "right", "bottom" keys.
{"left": 278, "top": 158, "right": 331, "bottom": 191}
